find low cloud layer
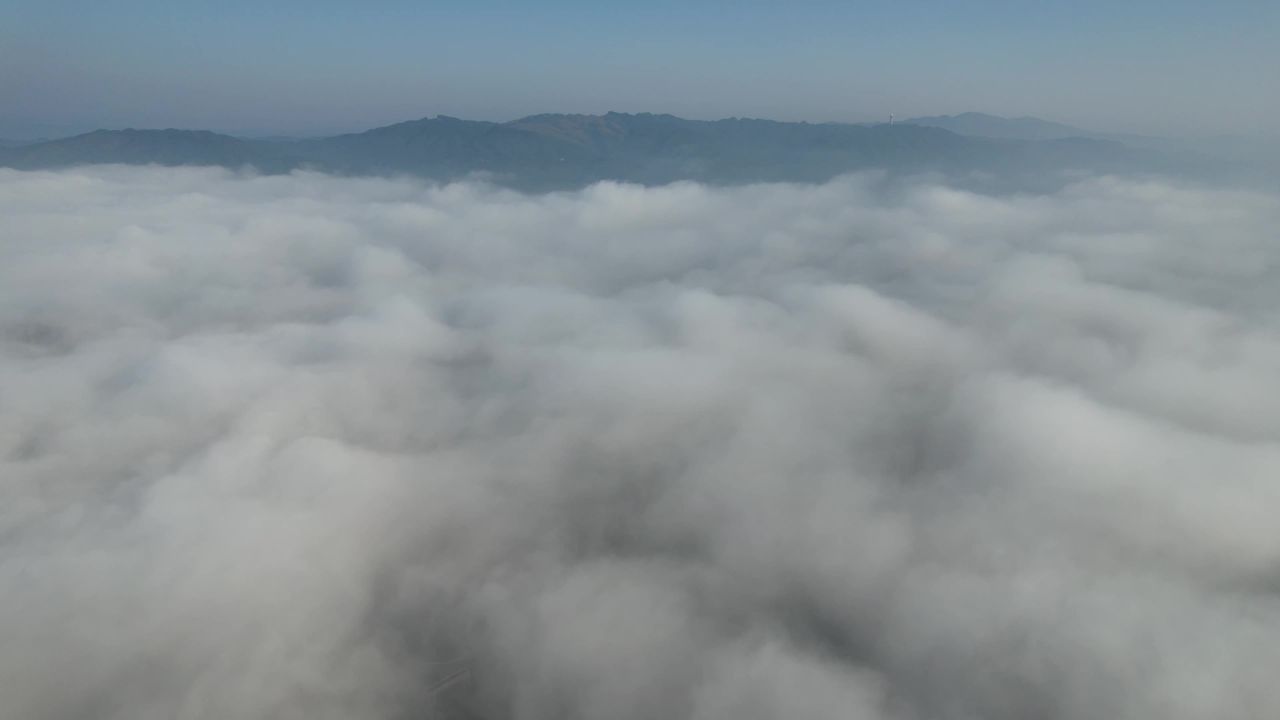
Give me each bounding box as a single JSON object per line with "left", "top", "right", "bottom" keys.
{"left": 3, "top": 167, "right": 1280, "bottom": 720}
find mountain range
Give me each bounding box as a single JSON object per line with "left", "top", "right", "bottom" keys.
{"left": 902, "top": 112, "right": 1093, "bottom": 141}
{"left": 0, "top": 111, "right": 1242, "bottom": 191}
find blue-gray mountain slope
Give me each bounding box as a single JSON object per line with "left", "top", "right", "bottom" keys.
{"left": 0, "top": 112, "right": 1219, "bottom": 190}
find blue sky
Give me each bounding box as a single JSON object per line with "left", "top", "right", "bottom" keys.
{"left": 2, "top": 0, "right": 1276, "bottom": 138}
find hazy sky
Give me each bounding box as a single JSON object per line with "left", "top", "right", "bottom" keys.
{"left": 2, "top": 0, "right": 1277, "bottom": 137}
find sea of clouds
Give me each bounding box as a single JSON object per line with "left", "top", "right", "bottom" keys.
{"left": 2, "top": 166, "right": 1280, "bottom": 720}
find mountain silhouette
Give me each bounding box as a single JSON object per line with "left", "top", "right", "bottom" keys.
{"left": 0, "top": 112, "right": 1208, "bottom": 190}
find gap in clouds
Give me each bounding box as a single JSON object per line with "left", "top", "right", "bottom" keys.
{"left": 2, "top": 166, "right": 1280, "bottom": 720}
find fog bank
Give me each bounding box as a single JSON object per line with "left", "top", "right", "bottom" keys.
{"left": 3, "top": 167, "right": 1280, "bottom": 720}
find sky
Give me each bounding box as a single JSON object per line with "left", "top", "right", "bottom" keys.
{"left": 2, "top": 0, "right": 1277, "bottom": 138}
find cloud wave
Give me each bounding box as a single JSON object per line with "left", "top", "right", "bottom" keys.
{"left": 3, "top": 167, "right": 1280, "bottom": 720}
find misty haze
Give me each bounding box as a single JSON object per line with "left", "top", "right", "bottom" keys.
{"left": 3, "top": 2, "right": 1280, "bottom": 720}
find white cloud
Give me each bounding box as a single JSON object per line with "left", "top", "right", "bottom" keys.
{"left": 2, "top": 166, "right": 1279, "bottom": 719}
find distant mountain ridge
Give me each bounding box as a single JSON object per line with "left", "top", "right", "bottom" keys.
{"left": 900, "top": 113, "right": 1280, "bottom": 179}
{"left": 902, "top": 112, "right": 1094, "bottom": 141}
{"left": 0, "top": 112, "right": 1222, "bottom": 190}
{"left": 0, "top": 129, "right": 297, "bottom": 172}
